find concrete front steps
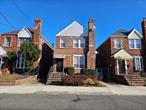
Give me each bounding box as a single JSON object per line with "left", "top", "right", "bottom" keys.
{"left": 124, "top": 74, "right": 145, "bottom": 86}
{"left": 46, "top": 72, "right": 63, "bottom": 85}
{"left": 114, "top": 74, "right": 145, "bottom": 86}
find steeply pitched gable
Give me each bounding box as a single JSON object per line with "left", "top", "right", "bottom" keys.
{"left": 56, "top": 21, "right": 88, "bottom": 36}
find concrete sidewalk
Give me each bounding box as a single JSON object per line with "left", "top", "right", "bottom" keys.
{"left": 0, "top": 84, "right": 146, "bottom": 96}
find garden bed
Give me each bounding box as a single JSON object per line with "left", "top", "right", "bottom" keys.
{"left": 0, "top": 74, "right": 38, "bottom": 86}
{"left": 62, "top": 75, "right": 106, "bottom": 87}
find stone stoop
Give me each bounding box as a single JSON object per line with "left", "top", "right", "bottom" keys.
{"left": 46, "top": 72, "right": 63, "bottom": 85}
{"left": 124, "top": 74, "right": 145, "bottom": 86}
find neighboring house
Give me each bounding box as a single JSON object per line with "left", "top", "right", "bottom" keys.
{"left": 52, "top": 19, "right": 96, "bottom": 74}
{"left": 0, "top": 17, "right": 53, "bottom": 77}
{"left": 96, "top": 27, "right": 145, "bottom": 85}
{"left": 141, "top": 18, "right": 146, "bottom": 71}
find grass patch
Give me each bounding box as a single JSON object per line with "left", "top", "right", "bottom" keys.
{"left": 0, "top": 74, "right": 28, "bottom": 81}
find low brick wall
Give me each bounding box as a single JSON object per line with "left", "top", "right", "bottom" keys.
{"left": 0, "top": 81, "right": 15, "bottom": 86}
{"left": 0, "top": 76, "right": 37, "bottom": 86}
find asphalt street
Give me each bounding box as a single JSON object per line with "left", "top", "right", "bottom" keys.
{"left": 0, "top": 94, "right": 146, "bottom": 110}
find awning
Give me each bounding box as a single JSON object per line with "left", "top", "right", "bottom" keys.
{"left": 0, "top": 46, "right": 7, "bottom": 57}
{"left": 53, "top": 54, "right": 65, "bottom": 59}
{"left": 111, "top": 49, "right": 133, "bottom": 60}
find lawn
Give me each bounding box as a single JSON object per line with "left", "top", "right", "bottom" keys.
{"left": 0, "top": 74, "right": 28, "bottom": 81}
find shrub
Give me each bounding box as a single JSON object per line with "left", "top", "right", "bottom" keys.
{"left": 83, "top": 78, "right": 96, "bottom": 86}
{"left": 19, "top": 43, "right": 40, "bottom": 72}
{"left": 62, "top": 75, "right": 88, "bottom": 86}
{"left": 81, "top": 68, "right": 97, "bottom": 76}
{"left": 65, "top": 67, "right": 75, "bottom": 75}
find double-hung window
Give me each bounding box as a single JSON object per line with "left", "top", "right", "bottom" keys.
{"left": 73, "top": 38, "right": 85, "bottom": 48}
{"left": 20, "top": 38, "right": 25, "bottom": 46}
{"left": 114, "top": 38, "right": 122, "bottom": 48}
{"left": 133, "top": 56, "right": 143, "bottom": 71}
{"left": 60, "top": 38, "right": 66, "bottom": 48}
{"left": 5, "top": 37, "right": 11, "bottom": 47}
{"left": 73, "top": 55, "right": 85, "bottom": 68}
{"left": 129, "top": 39, "right": 141, "bottom": 49}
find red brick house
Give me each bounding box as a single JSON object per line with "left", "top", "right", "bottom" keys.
{"left": 96, "top": 25, "right": 145, "bottom": 85}
{"left": 0, "top": 17, "right": 53, "bottom": 77}
{"left": 52, "top": 19, "right": 96, "bottom": 74}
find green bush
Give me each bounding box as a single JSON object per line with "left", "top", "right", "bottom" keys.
{"left": 65, "top": 67, "right": 75, "bottom": 75}
{"left": 81, "top": 68, "right": 96, "bottom": 76}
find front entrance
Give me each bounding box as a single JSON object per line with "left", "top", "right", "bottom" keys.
{"left": 117, "top": 59, "right": 127, "bottom": 75}
{"left": 53, "top": 59, "right": 64, "bottom": 72}
{"left": 56, "top": 59, "right": 63, "bottom": 72}
{"left": 118, "top": 60, "right": 126, "bottom": 74}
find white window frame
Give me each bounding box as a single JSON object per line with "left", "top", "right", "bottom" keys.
{"left": 129, "top": 39, "right": 141, "bottom": 49}
{"left": 133, "top": 56, "right": 143, "bottom": 71}
{"left": 16, "top": 54, "right": 25, "bottom": 69}
{"left": 114, "top": 38, "right": 122, "bottom": 49}
{"left": 73, "top": 38, "right": 85, "bottom": 48}
{"left": 73, "top": 55, "right": 85, "bottom": 69}
{"left": 5, "top": 36, "right": 11, "bottom": 47}
{"left": 60, "top": 38, "right": 66, "bottom": 48}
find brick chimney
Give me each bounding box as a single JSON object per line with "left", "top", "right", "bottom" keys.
{"left": 141, "top": 18, "right": 146, "bottom": 71}
{"left": 87, "top": 19, "right": 96, "bottom": 69}
{"left": 33, "top": 17, "right": 42, "bottom": 48}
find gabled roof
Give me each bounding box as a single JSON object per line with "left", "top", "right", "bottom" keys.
{"left": 56, "top": 21, "right": 88, "bottom": 36}
{"left": 17, "top": 27, "right": 32, "bottom": 38}
{"left": 111, "top": 29, "right": 132, "bottom": 37}
{"left": 111, "top": 49, "right": 133, "bottom": 60}
{"left": 1, "top": 27, "right": 33, "bottom": 35}
{"left": 111, "top": 28, "right": 142, "bottom": 39}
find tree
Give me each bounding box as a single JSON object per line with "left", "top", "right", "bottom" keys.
{"left": 19, "top": 43, "right": 40, "bottom": 72}
{"left": 7, "top": 51, "right": 17, "bottom": 74}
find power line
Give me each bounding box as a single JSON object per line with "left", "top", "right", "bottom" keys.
{"left": 0, "top": 11, "right": 16, "bottom": 29}
{"left": 12, "top": 0, "right": 30, "bottom": 20}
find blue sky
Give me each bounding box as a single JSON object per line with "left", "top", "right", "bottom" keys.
{"left": 0, "top": 0, "right": 146, "bottom": 47}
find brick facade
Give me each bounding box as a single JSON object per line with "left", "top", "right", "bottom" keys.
{"left": 96, "top": 28, "right": 145, "bottom": 79}
{"left": 54, "top": 19, "right": 96, "bottom": 73}
{"left": 0, "top": 17, "right": 53, "bottom": 76}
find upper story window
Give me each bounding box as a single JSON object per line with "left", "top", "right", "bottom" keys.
{"left": 60, "top": 38, "right": 66, "bottom": 48}
{"left": 73, "top": 38, "right": 85, "bottom": 48}
{"left": 114, "top": 38, "right": 122, "bottom": 49}
{"left": 129, "top": 39, "right": 141, "bottom": 49}
{"left": 5, "top": 37, "right": 11, "bottom": 47}
{"left": 20, "top": 38, "right": 25, "bottom": 46}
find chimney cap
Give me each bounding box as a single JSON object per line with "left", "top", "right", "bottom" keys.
{"left": 35, "top": 16, "right": 41, "bottom": 21}
{"left": 89, "top": 18, "right": 95, "bottom": 23}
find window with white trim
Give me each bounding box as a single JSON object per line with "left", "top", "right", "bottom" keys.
{"left": 5, "top": 37, "right": 11, "bottom": 47}
{"left": 114, "top": 38, "right": 122, "bottom": 48}
{"left": 73, "top": 38, "right": 85, "bottom": 48}
{"left": 60, "top": 38, "right": 66, "bottom": 48}
{"left": 20, "top": 38, "right": 25, "bottom": 46}
{"left": 129, "top": 39, "right": 141, "bottom": 49}
{"left": 133, "top": 56, "right": 143, "bottom": 71}
{"left": 16, "top": 54, "right": 25, "bottom": 69}
{"left": 73, "top": 55, "right": 85, "bottom": 68}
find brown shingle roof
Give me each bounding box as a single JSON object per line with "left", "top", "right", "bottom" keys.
{"left": 1, "top": 27, "right": 34, "bottom": 35}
